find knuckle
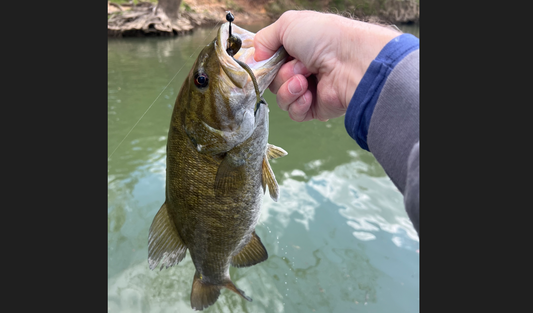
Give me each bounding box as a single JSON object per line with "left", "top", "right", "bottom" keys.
{"left": 281, "top": 10, "right": 297, "bottom": 20}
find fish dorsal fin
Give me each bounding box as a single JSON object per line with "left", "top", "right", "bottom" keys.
{"left": 231, "top": 231, "right": 268, "bottom": 268}
{"left": 262, "top": 156, "right": 279, "bottom": 202}
{"left": 190, "top": 271, "right": 222, "bottom": 311}
{"left": 267, "top": 144, "right": 288, "bottom": 160}
{"left": 148, "top": 202, "right": 187, "bottom": 271}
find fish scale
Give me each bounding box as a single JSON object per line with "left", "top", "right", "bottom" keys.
{"left": 147, "top": 21, "right": 288, "bottom": 311}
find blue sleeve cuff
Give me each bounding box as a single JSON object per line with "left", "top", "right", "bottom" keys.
{"left": 344, "top": 33, "right": 419, "bottom": 151}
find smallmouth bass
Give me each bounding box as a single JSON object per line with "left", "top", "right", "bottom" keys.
{"left": 148, "top": 22, "right": 288, "bottom": 311}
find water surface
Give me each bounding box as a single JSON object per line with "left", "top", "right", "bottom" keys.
{"left": 108, "top": 22, "right": 419, "bottom": 313}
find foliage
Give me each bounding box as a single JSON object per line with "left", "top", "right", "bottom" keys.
{"left": 225, "top": 0, "right": 245, "bottom": 13}
{"left": 181, "top": 1, "right": 195, "bottom": 12}
{"left": 266, "top": 0, "right": 419, "bottom": 22}
{"left": 110, "top": 0, "right": 158, "bottom": 4}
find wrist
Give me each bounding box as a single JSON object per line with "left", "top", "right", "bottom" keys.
{"left": 337, "top": 19, "right": 401, "bottom": 109}
{"left": 344, "top": 33, "right": 420, "bottom": 151}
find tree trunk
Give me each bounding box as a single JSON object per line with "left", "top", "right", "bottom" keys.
{"left": 157, "top": 0, "right": 182, "bottom": 20}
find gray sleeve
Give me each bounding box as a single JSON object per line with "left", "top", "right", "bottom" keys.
{"left": 404, "top": 141, "right": 419, "bottom": 235}
{"left": 367, "top": 49, "right": 419, "bottom": 234}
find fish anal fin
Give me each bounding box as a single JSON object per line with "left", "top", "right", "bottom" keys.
{"left": 231, "top": 231, "right": 268, "bottom": 268}
{"left": 148, "top": 202, "right": 187, "bottom": 271}
{"left": 190, "top": 271, "right": 222, "bottom": 311}
{"left": 214, "top": 154, "right": 245, "bottom": 196}
{"left": 262, "top": 156, "right": 279, "bottom": 202}
{"left": 267, "top": 144, "right": 288, "bottom": 160}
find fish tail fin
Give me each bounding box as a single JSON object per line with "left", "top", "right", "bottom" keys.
{"left": 189, "top": 273, "right": 252, "bottom": 310}
{"left": 148, "top": 202, "right": 187, "bottom": 271}
{"left": 223, "top": 279, "right": 253, "bottom": 302}
{"left": 190, "top": 271, "right": 222, "bottom": 311}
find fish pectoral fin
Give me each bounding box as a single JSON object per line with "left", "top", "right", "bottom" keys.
{"left": 214, "top": 153, "right": 246, "bottom": 196}
{"left": 191, "top": 271, "right": 222, "bottom": 311}
{"left": 267, "top": 144, "right": 288, "bottom": 160}
{"left": 148, "top": 202, "right": 187, "bottom": 271}
{"left": 262, "top": 156, "right": 279, "bottom": 202}
{"left": 231, "top": 231, "right": 268, "bottom": 268}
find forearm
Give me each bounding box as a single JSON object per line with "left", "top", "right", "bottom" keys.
{"left": 367, "top": 48, "right": 419, "bottom": 193}
{"left": 345, "top": 34, "right": 419, "bottom": 190}
{"left": 344, "top": 34, "right": 419, "bottom": 234}
{"left": 368, "top": 49, "right": 419, "bottom": 235}
{"left": 404, "top": 141, "right": 419, "bottom": 235}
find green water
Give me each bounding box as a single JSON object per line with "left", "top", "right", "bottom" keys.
{"left": 108, "top": 22, "right": 419, "bottom": 313}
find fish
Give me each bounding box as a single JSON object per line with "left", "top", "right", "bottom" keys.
{"left": 147, "top": 21, "right": 288, "bottom": 311}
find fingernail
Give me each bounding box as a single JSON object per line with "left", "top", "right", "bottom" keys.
{"left": 288, "top": 77, "right": 303, "bottom": 95}
{"left": 298, "top": 94, "right": 306, "bottom": 105}
{"left": 293, "top": 61, "right": 307, "bottom": 75}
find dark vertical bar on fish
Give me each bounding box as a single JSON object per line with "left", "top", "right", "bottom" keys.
{"left": 147, "top": 17, "right": 289, "bottom": 311}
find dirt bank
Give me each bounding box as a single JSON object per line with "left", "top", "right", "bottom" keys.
{"left": 108, "top": 0, "right": 419, "bottom": 37}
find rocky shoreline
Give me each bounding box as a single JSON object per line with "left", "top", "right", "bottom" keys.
{"left": 108, "top": 1, "right": 274, "bottom": 37}
{"left": 108, "top": 1, "right": 419, "bottom": 38}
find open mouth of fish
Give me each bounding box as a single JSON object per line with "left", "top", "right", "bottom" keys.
{"left": 216, "top": 22, "right": 288, "bottom": 93}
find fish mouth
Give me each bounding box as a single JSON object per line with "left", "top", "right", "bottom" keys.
{"left": 216, "top": 22, "right": 288, "bottom": 91}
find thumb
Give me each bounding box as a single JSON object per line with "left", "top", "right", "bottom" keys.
{"left": 253, "top": 20, "right": 283, "bottom": 62}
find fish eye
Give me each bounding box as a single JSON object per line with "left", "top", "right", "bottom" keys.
{"left": 194, "top": 73, "right": 209, "bottom": 88}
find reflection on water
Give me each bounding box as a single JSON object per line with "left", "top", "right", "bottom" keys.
{"left": 108, "top": 155, "right": 419, "bottom": 312}
{"left": 108, "top": 20, "right": 419, "bottom": 313}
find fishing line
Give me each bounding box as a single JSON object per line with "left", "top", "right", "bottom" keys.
{"left": 108, "top": 21, "right": 222, "bottom": 160}
{"left": 225, "top": 11, "right": 264, "bottom": 115}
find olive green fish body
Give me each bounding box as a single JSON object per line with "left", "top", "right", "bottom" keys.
{"left": 148, "top": 22, "right": 288, "bottom": 311}
{"left": 168, "top": 98, "right": 268, "bottom": 282}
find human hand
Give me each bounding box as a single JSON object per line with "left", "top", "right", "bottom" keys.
{"left": 254, "top": 10, "right": 401, "bottom": 122}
